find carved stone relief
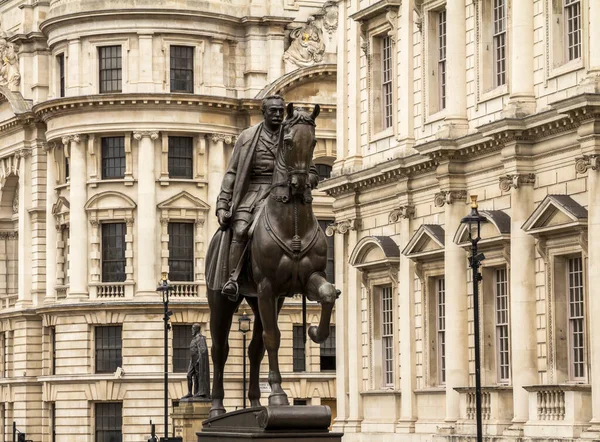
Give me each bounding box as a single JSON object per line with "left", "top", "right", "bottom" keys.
{"left": 433, "top": 190, "right": 467, "bottom": 207}
{"left": 0, "top": 26, "right": 20, "bottom": 91}
{"left": 498, "top": 173, "right": 536, "bottom": 192}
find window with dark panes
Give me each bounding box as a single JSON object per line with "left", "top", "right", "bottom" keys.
{"left": 101, "top": 137, "right": 125, "bottom": 179}
{"left": 99, "top": 46, "right": 122, "bottom": 93}
{"left": 0, "top": 332, "right": 5, "bottom": 377}
{"left": 293, "top": 399, "right": 308, "bottom": 406}
{"left": 292, "top": 325, "right": 306, "bottom": 372}
{"left": 50, "top": 326, "right": 56, "bottom": 375}
{"left": 173, "top": 324, "right": 193, "bottom": 373}
{"left": 320, "top": 326, "right": 336, "bottom": 371}
{"left": 95, "top": 402, "right": 122, "bottom": 442}
{"left": 168, "top": 137, "right": 194, "bottom": 179}
{"left": 170, "top": 45, "right": 194, "bottom": 93}
{"left": 437, "top": 9, "right": 447, "bottom": 111}
{"left": 318, "top": 220, "right": 335, "bottom": 283}
{"left": 50, "top": 402, "right": 56, "bottom": 442}
{"left": 95, "top": 326, "right": 122, "bottom": 373}
{"left": 315, "top": 163, "right": 332, "bottom": 181}
{"left": 65, "top": 156, "right": 70, "bottom": 181}
{"left": 101, "top": 223, "right": 126, "bottom": 283}
{"left": 57, "top": 54, "right": 65, "bottom": 98}
{"left": 168, "top": 223, "right": 194, "bottom": 281}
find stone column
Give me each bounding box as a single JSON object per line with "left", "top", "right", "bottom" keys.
{"left": 392, "top": 205, "right": 417, "bottom": 432}
{"left": 134, "top": 131, "right": 159, "bottom": 295}
{"left": 398, "top": 0, "right": 415, "bottom": 150}
{"left": 435, "top": 190, "right": 468, "bottom": 425}
{"left": 575, "top": 121, "right": 600, "bottom": 436}
{"left": 16, "top": 149, "right": 33, "bottom": 308}
{"left": 207, "top": 134, "right": 229, "bottom": 236}
{"left": 499, "top": 173, "right": 537, "bottom": 434}
{"left": 504, "top": 0, "right": 535, "bottom": 116}
{"left": 444, "top": 0, "right": 468, "bottom": 132}
{"left": 45, "top": 144, "right": 58, "bottom": 304}
{"left": 64, "top": 134, "right": 88, "bottom": 299}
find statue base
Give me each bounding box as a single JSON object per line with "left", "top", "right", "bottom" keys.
{"left": 198, "top": 406, "right": 343, "bottom": 442}
{"left": 173, "top": 399, "right": 212, "bottom": 442}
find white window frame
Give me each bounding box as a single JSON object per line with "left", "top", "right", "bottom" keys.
{"left": 437, "top": 9, "right": 447, "bottom": 112}
{"left": 546, "top": 0, "right": 585, "bottom": 78}
{"left": 436, "top": 277, "right": 446, "bottom": 385}
{"left": 567, "top": 255, "right": 586, "bottom": 382}
{"left": 494, "top": 267, "right": 510, "bottom": 383}
{"left": 86, "top": 37, "right": 131, "bottom": 95}
{"left": 564, "top": 0, "right": 582, "bottom": 62}
{"left": 492, "top": 0, "right": 507, "bottom": 88}
{"left": 162, "top": 38, "right": 205, "bottom": 95}
{"left": 381, "top": 285, "right": 394, "bottom": 388}
{"left": 381, "top": 35, "right": 393, "bottom": 130}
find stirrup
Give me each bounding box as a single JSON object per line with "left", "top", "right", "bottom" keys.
{"left": 222, "top": 280, "right": 239, "bottom": 302}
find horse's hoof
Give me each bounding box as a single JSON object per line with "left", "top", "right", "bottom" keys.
{"left": 308, "top": 325, "right": 326, "bottom": 343}
{"left": 209, "top": 407, "right": 226, "bottom": 419}
{"left": 268, "top": 392, "right": 289, "bottom": 406}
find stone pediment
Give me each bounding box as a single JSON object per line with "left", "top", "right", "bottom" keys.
{"left": 52, "top": 196, "right": 70, "bottom": 215}
{"left": 522, "top": 195, "right": 587, "bottom": 236}
{"left": 157, "top": 191, "right": 210, "bottom": 211}
{"left": 402, "top": 224, "right": 445, "bottom": 261}
{"left": 349, "top": 235, "right": 400, "bottom": 271}
{"left": 454, "top": 210, "right": 511, "bottom": 246}
{"left": 85, "top": 191, "right": 136, "bottom": 211}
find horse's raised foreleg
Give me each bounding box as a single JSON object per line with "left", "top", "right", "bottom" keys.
{"left": 305, "top": 272, "right": 337, "bottom": 343}
{"left": 246, "top": 297, "right": 265, "bottom": 407}
{"left": 208, "top": 289, "right": 242, "bottom": 418}
{"left": 257, "top": 281, "right": 289, "bottom": 406}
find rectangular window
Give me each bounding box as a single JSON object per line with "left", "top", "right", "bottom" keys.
{"left": 320, "top": 326, "right": 336, "bottom": 371}
{"left": 382, "top": 35, "right": 393, "bottom": 129}
{"left": 168, "top": 223, "right": 194, "bottom": 281}
{"left": 170, "top": 46, "right": 194, "bottom": 93}
{"left": 173, "top": 325, "right": 192, "bottom": 373}
{"left": 168, "top": 136, "right": 194, "bottom": 179}
{"left": 99, "top": 46, "right": 122, "bottom": 93}
{"left": 318, "top": 220, "right": 335, "bottom": 284}
{"left": 293, "top": 399, "right": 308, "bottom": 406}
{"left": 495, "top": 268, "right": 510, "bottom": 383}
{"left": 57, "top": 54, "right": 65, "bottom": 98}
{"left": 0, "top": 332, "right": 4, "bottom": 378}
{"left": 65, "top": 156, "right": 70, "bottom": 181}
{"left": 437, "top": 9, "right": 447, "bottom": 111}
{"left": 315, "top": 164, "right": 332, "bottom": 181}
{"left": 95, "top": 402, "right": 122, "bottom": 442}
{"left": 382, "top": 285, "right": 394, "bottom": 387}
{"left": 436, "top": 278, "right": 446, "bottom": 384}
{"left": 50, "top": 402, "right": 56, "bottom": 442}
{"left": 101, "top": 223, "right": 126, "bottom": 283}
{"left": 293, "top": 325, "right": 306, "bottom": 372}
{"left": 50, "top": 326, "right": 56, "bottom": 376}
{"left": 101, "top": 137, "right": 126, "bottom": 179}
{"left": 565, "top": 0, "right": 582, "bottom": 61}
{"left": 492, "top": 0, "right": 507, "bottom": 87}
{"left": 568, "top": 256, "right": 586, "bottom": 380}
{"left": 95, "top": 326, "right": 122, "bottom": 373}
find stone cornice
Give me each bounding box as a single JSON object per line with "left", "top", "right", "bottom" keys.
{"left": 350, "top": 0, "right": 402, "bottom": 23}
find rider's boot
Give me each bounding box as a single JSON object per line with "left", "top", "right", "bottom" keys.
{"left": 222, "top": 240, "right": 246, "bottom": 302}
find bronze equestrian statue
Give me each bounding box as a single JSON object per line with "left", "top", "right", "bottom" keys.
{"left": 181, "top": 323, "right": 210, "bottom": 400}
{"left": 205, "top": 96, "right": 338, "bottom": 417}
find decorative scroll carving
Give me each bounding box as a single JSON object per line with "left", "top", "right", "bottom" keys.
{"left": 433, "top": 190, "right": 467, "bottom": 207}
{"left": 210, "top": 134, "right": 235, "bottom": 145}
{"left": 326, "top": 219, "right": 361, "bottom": 235}
{"left": 360, "top": 23, "right": 369, "bottom": 55}
{"left": 0, "top": 231, "right": 17, "bottom": 239}
{"left": 283, "top": 15, "right": 326, "bottom": 68}
{"left": 321, "top": 1, "right": 340, "bottom": 38}
{"left": 15, "top": 148, "right": 32, "bottom": 159}
{"left": 133, "top": 131, "right": 159, "bottom": 141}
{"left": 12, "top": 191, "right": 18, "bottom": 214}
{"left": 386, "top": 9, "right": 398, "bottom": 38}
{"left": 389, "top": 204, "right": 415, "bottom": 223}
{"left": 499, "top": 173, "right": 536, "bottom": 192}
{"left": 61, "top": 134, "right": 81, "bottom": 145}
{"left": 0, "top": 27, "right": 20, "bottom": 91}
{"left": 574, "top": 155, "right": 600, "bottom": 174}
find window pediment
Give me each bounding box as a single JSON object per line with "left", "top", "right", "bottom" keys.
{"left": 454, "top": 210, "right": 511, "bottom": 248}
{"left": 350, "top": 0, "right": 402, "bottom": 23}
{"left": 52, "top": 196, "right": 70, "bottom": 215}
{"left": 402, "top": 224, "right": 445, "bottom": 261}
{"left": 157, "top": 191, "right": 210, "bottom": 212}
{"left": 85, "top": 191, "right": 136, "bottom": 223}
{"left": 349, "top": 235, "right": 400, "bottom": 272}
{"left": 523, "top": 195, "right": 587, "bottom": 236}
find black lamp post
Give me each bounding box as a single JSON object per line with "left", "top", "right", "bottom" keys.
{"left": 156, "top": 273, "right": 173, "bottom": 441}
{"left": 460, "top": 195, "right": 487, "bottom": 442}
{"left": 238, "top": 311, "right": 252, "bottom": 409}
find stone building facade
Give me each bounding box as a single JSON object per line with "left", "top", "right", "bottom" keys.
{"left": 0, "top": 1, "right": 339, "bottom": 441}
{"left": 324, "top": 0, "right": 600, "bottom": 441}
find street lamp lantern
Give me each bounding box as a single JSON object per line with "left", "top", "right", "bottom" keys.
{"left": 460, "top": 194, "right": 487, "bottom": 442}
{"left": 238, "top": 311, "right": 252, "bottom": 409}
{"left": 156, "top": 273, "right": 173, "bottom": 441}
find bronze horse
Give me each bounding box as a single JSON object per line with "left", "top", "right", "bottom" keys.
{"left": 207, "top": 103, "right": 338, "bottom": 417}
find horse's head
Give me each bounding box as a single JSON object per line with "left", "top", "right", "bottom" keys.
{"left": 280, "top": 102, "right": 320, "bottom": 196}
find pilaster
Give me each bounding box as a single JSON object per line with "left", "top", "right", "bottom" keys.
{"left": 397, "top": 0, "right": 415, "bottom": 152}
{"left": 434, "top": 189, "right": 467, "bottom": 426}
{"left": 208, "top": 39, "right": 226, "bottom": 96}
{"left": 134, "top": 130, "right": 159, "bottom": 296}
{"left": 578, "top": 1, "right": 600, "bottom": 93}
{"left": 64, "top": 134, "right": 88, "bottom": 300}
{"left": 16, "top": 148, "right": 33, "bottom": 309}
{"left": 44, "top": 143, "right": 57, "bottom": 304}
{"left": 66, "top": 39, "right": 81, "bottom": 96}
{"left": 207, "top": 134, "right": 232, "bottom": 236}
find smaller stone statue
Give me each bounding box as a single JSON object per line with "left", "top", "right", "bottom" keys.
{"left": 181, "top": 323, "right": 211, "bottom": 401}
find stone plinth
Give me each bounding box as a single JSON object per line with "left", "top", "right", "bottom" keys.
{"left": 198, "top": 406, "right": 343, "bottom": 442}
{"left": 173, "top": 399, "right": 212, "bottom": 442}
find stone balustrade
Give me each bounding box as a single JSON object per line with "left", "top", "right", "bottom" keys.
{"left": 170, "top": 282, "right": 200, "bottom": 298}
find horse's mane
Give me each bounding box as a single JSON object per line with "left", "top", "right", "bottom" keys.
{"left": 283, "top": 108, "right": 316, "bottom": 128}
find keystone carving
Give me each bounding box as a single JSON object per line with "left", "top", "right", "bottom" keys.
{"left": 433, "top": 190, "right": 467, "bottom": 207}
{"left": 325, "top": 219, "right": 361, "bottom": 236}
{"left": 133, "top": 131, "right": 159, "bottom": 141}
{"left": 498, "top": 173, "right": 536, "bottom": 192}
{"left": 389, "top": 205, "right": 415, "bottom": 222}
{"left": 0, "top": 26, "right": 20, "bottom": 91}
{"left": 321, "top": 1, "right": 340, "bottom": 38}
{"left": 575, "top": 155, "right": 600, "bottom": 174}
